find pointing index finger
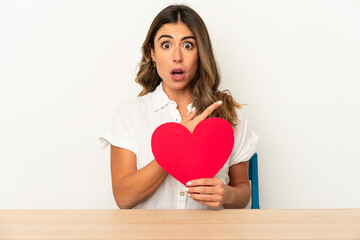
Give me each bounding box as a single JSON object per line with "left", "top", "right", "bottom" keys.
{"left": 196, "top": 101, "right": 222, "bottom": 122}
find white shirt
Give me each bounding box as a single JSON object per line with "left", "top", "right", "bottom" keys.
{"left": 99, "top": 82, "right": 258, "bottom": 209}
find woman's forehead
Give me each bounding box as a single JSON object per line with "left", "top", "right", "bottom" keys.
{"left": 155, "top": 22, "right": 194, "bottom": 39}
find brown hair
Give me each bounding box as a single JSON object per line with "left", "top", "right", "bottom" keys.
{"left": 135, "top": 4, "right": 242, "bottom": 129}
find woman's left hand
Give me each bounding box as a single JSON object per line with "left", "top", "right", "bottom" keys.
{"left": 185, "top": 178, "right": 230, "bottom": 208}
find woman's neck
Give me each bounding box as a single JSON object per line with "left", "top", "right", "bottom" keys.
{"left": 163, "top": 85, "right": 192, "bottom": 107}
{"left": 163, "top": 85, "right": 193, "bottom": 118}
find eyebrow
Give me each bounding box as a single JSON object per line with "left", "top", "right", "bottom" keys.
{"left": 157, "top": 35, "right": 195, "bottom": 42}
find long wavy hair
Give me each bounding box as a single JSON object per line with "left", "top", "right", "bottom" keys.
{"left": 135, "top": 4, "right": 242, "bottom": 129}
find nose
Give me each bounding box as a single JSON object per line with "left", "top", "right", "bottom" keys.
{"left": 173, "top": 47, "right": 183, "bottom": 63}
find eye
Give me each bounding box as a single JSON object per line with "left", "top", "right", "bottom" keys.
{"left": 183, "top": 42, "right": 193, "bottom": 49}
{"left": 162, "top": 42, "right": 171, "bottom": 49}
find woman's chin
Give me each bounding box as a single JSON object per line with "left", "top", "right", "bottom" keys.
{"left": 163, "top": 80, "right": 190, "bottom": 92}
{"left": 163, "top": 79, "right": 191, "bottom": 91}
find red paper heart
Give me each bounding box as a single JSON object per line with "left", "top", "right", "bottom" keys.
{"left": 151, "top": 117, "right": 234, "bottom": 186}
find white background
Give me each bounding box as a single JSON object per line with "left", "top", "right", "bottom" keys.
{"left": 1, "top": 0, "right": 359, "bottom": 209}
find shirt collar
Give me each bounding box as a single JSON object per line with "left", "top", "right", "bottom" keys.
{"left": 151, "top": 81, "right": 193, "bottom": 112}
{"left": 151, "top": 81, "right": 173, "bottom": 112}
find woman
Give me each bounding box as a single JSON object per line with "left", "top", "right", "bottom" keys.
{"left": 99, "top": 4, "right": 258, "bottom": 209}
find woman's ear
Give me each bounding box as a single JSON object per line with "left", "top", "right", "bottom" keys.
{"left": 150, "top": 44, "right": 156, "bottom": 62}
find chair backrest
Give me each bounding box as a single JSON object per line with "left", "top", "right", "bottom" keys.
{"left": 248, "top": 153, "right": 260, "bottom": 209}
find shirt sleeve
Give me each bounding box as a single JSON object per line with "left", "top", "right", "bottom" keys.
{"left": 228, "top": 107, "right": 258, "bottom": 166}
{"left": 99, "top": 103, "right": 139, "bottom": 160}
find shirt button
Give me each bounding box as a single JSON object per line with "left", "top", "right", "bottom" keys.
{"left": 180, "top": 191, "right": 185, "bottom": 196}
{"left": 176, "top": 118, "right": 179, "bottom": 122}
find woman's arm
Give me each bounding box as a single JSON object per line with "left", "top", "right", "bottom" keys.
{"left": 185, "top": 161, "right": 251, "bottom": 209}
{"left": 223, "top": 161, "right": 251, "bottom": 208}
{"left": 110, "top": 145, "right": 168, "bottom": 209}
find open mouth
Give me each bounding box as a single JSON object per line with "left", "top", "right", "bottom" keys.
{"left": 171, "top": 69, "right": 184, "bottom": 76}
{"left": 170, "top": 68, "right": 185, "bottom": 81}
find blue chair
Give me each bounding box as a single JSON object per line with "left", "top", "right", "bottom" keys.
{"left": 249, "top": 153, "right": 260, "bottom": 209}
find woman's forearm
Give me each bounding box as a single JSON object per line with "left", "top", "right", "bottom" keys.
{"left": 113, "top": 159, "right": 168, "bottom": 209}
{"left": 223, "top": 183, "right": 251, "bottom": 209}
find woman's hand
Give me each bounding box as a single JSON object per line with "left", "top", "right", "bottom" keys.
{"left": 185, "top": 178, "right": 230, "bottom": 208}
{"left": 180, "top": 100, "right": 222, "bottom": 133}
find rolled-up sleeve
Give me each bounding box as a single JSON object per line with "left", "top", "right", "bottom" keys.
{"left": 99, "top": 104, "right": 139, "bottom": 160}
{"left": 228, "top": 108, "right": 258, "bottom": 166}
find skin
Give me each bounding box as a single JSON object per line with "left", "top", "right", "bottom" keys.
{"left": 110, "top": 21, "right": 250, "bottom": 209}
{"left": 150, "top": 21, "right": 197, "bottom": 119}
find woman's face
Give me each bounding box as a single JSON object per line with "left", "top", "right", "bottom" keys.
{"left": 150, "top": 21, "right": 198, "bottom": 95}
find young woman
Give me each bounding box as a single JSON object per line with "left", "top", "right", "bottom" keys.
{"left": 99, "top": 4, "right": 258, "bottom": 209}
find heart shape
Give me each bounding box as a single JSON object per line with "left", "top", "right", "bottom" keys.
{"left": 151, "top": 117, "right": 234, "bottom": 186}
